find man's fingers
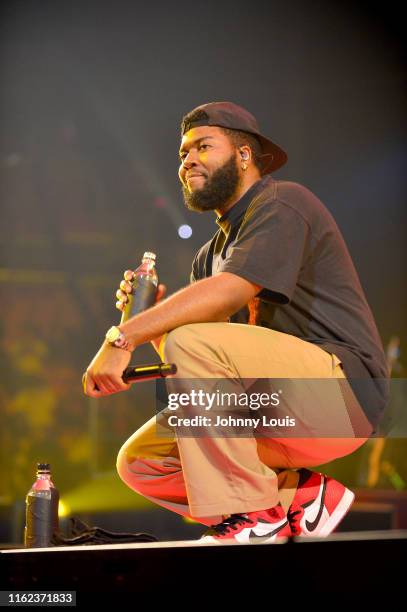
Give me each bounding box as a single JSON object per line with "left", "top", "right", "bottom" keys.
{"left": 107, "top": 376, "right": 130, "bottom": 393}
{"left": 116, "top": 289, "right": 128, "bottom": 302}
{"left": 84, "top": 371, "right": 116, "bottom": 397}
{"left": 84, "top": 368, "right": 131, "bottom": 396}
{"left": 124, "top": 270, "right": 135, "bottom": 281}
{"left": 84, "top": 372, "right": 103, "bottom": 398}
{"left": 120, "top": 280, "right": 132, "bottom": 293}
{"left": 115, "top": 277, "right": 132, "bottom": 311}
{"left": 94, "top": 375, "right": 117, "bottom": 394}
{"left": 94, "top": 374, "right": 130, "bottom": 395}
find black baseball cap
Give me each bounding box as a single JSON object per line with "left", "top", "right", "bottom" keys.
{"left": 181, "top": 101, "right": 287, "bottom": 175}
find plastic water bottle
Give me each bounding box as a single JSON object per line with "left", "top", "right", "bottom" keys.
{"left": 24, "top": 463, "right": 59, "bottom": 548}
{"left": 120, "top": 251, "right": 158, "bottom": 323}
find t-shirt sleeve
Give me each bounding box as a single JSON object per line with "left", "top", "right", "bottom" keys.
{"left": 189, "top": 237, "right": 215, "bottom": 284}
{"left": 216, "top": 200, "right": 311, "bottom": 304}
{"left": 190, "top": 251, "right": 200, "bottom": 284}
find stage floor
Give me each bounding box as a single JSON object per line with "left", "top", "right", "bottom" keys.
{"left": 1, "top": 530, "right": 406, "bottom": 602}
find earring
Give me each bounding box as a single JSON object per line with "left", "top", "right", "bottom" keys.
{"left": 241, "top": 163, "right": 248, "bottom": 171}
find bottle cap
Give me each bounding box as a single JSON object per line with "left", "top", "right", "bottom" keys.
{"left": 37, "top": 463, "right": 51, "bottom": 472}
{"left": 142, "top": 252, "right": 156, "bottom": 261}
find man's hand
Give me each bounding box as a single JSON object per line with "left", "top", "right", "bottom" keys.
{"left": 84, "top": 342, "right": 132, "bottom": 398}
{"left": 115, "top": 271, "right": 167, "bottom": 354}
{"left": 115, "top": 270, "right": 167, "bottom": 312}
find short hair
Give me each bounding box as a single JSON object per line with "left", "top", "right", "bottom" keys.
{"left": 181, "top": 108, "right": 263, "bottom": 171}
{"left": 221, "top": 128, "right": 263, "bottom": 171}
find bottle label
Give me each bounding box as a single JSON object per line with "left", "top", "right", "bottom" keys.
{"left": 25, "top": 488, "right": 59, "bottom": 548}
{"left": 121, "top": 277, "right": 157, "bottom": 323}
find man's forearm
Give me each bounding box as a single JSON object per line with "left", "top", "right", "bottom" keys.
{"left": 119, "top": 272, "right": 258, "bottom": 350}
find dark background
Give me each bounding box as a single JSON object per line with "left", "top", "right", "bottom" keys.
{"left": 0, "top": 0, "right": 405, "bottom": 538}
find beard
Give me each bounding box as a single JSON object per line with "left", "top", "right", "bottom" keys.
{"left": 181, "top": 154, "right": 241, "bottom": 213}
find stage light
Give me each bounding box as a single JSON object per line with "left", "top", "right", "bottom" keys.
{"left": 58, "top": 499, "right": 70, "bottom": 518}
{"left": 154, "top": 197, "right": 167, "bottom": 209}
{"left": 60, "top": 472, "right": 154, "bottom": 513}
{"left": 178, "top": 224, "right": 192, "bottom": 239}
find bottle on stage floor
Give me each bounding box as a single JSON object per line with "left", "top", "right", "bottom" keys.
{"left": 24, "top": 463, "right": 59, "bottom": 548}
{"left": 120, "top": 251, "right": 158, "bottom": 323}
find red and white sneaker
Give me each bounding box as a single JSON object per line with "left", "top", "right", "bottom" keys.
{"left": 199, "top": 505, "right": 291, "bottom": 544}
{"left": 287, "top": 469, "right": 355, "bottom": 537}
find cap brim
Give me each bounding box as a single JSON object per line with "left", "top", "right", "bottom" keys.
{"left": 256, "top": 134, "right": 288, "bottom": 175}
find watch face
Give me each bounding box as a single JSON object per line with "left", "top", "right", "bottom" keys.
{"left": 106, "top": 326, "right": 120, "bottom": 343}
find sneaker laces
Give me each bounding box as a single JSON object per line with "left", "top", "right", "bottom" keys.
{"left": 203, "top": 514, "right": 254, "bottom": 537}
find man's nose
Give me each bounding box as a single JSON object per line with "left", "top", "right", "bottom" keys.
{"left": 182, "top": 150, "right": 198, "bottom": 168}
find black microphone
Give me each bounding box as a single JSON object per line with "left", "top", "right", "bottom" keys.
{"left": 83, "top": 362, "right": 177, "bottom": 393}
{"left": 122, "top": 362, "right": 177, "bottom": 383}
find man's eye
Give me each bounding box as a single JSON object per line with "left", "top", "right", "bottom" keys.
{"left": 179, "top": 144, "right": 209, "bottom": 161}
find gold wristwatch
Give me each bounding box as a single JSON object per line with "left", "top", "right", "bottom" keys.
{"left": 105, "top": 326, "right": 132, "bottom": 351}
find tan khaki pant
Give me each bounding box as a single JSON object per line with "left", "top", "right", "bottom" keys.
{"left": 117, "top": 323, "right": 370, "bottom": 526}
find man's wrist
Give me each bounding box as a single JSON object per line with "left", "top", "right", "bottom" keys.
{"left": 105, "top": 326, "right": 135, "bottom": 352}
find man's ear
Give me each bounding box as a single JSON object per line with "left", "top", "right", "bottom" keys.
{"left": 240, "top": 149, "right": 250, "bottom": 161}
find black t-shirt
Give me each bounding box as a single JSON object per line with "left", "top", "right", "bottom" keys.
{"left": 190, "top": 175, "right": 389, "bottom": 427}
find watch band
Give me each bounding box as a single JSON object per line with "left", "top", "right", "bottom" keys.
{"left": 113, "top": 333, "right": 132, "bottom": 351}
{"left": 105, "top": 326, "right": 133, "bottom": 352}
